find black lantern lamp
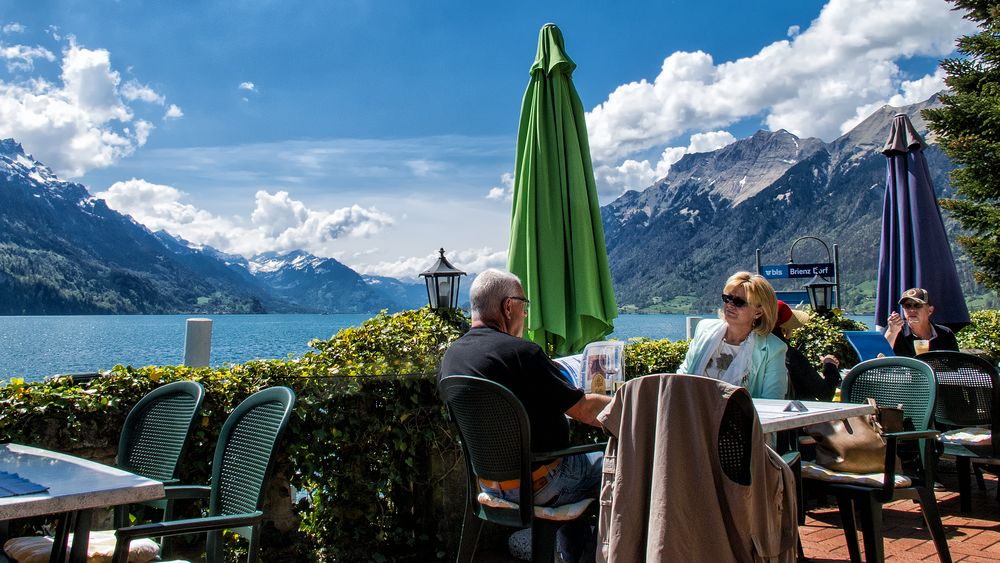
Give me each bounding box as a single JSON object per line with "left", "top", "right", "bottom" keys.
{"left": 419, "top": 248, "right": 466, "bottom": 310}
{"left": 804, "top": 275, "right": 836, "bottom": 314}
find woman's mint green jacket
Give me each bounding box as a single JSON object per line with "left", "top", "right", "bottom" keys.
{"left": 677, "top": 319, "right": 789, "bottom": 399}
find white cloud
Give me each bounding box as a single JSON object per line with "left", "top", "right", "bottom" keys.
{"left": 164, "top": 103, "right": 183, "bottom": 119}
{"left": 96, "top": 178, "right": 395, "bottom": 258}
{"left": 359, "top": 246, "right": 507, "bottom": 279}
{"left": 120, "top": 80, "right": 165, "bottom": 104}
{"left": 595, "top": 130, "right": 736, "bottom": 195}
{"left": 0, "top": 44, "right": 55, "bottom": 72}
{"left": 3, "top": 23, "right": 26, "bottom": 34}
{"left": 238, "top": 81, "right": 256, "bottom": 92}
{"left": 0, "top": 37, "right": 177, "bottom": 177}
{"left": 839, "top": 67, "right": 949, "bottom": 134}
{"left": 787, "top": 25, "right": 800, "bottom": 38}
{"left": 585, "top": 0, "right": 974, "bottom": 171}
{"left": 406, "top": 159, "right": 445, "bottom": 177}
{"left": 486, "top": 171, "right": 514, "bottom": 201}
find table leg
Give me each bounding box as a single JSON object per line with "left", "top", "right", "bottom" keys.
{"left": 68, "top": 508, "right": 93, "bottom": 563}
{"left": 50, "top": 512, "right": 73, "bottom": 563}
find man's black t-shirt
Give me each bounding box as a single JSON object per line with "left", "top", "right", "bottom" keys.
{"left": 439, "top": 326, "right": 584, "bottom": 453}
{"left": 892, "top": 323, "right": 959, "bottom": 357}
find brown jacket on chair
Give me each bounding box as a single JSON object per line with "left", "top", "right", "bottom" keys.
{"left": 596, "top": 374, "right": 798, "bottom": 563}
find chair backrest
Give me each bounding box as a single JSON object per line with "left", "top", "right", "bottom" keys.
{"left": 208, "top": 386, "right": 296, "bottom": 518}
{"left": 919, "top": 351, "right": 999, "bottom": 431}
{"left": 717, "top": 386, "right": 753, "bottom": 486}
{"left": 438, "top": 375, "right": 535, "bottom": 527}
{"left": 117, "top": 380, "right": 205, "bottom": 482}
{"left": 842, "top": 357, "right": 936, "bottom": 432}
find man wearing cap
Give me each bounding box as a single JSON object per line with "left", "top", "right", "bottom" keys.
{"left": 773, "top": 301, "right": 841, "bottom": 401}
{"left": 885, "top": 288, "right": 959, "bottom": 357}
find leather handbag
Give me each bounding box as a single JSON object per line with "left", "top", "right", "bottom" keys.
{"left": 804, "top": 398, "right": 899, "bottom": 474}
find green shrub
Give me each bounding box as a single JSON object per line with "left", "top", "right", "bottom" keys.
{"left": 623, "top": 337, "right": 689, "bottom": 377}
{"left": 0, "top": 306, "right": 896, "bottom": 561}
{"left": 957, "top": 309, "right": 1000, "bottom": 362}
{"left": 0, "top": 307, "right": 467, "bottom": 563}
{"left": 786, "top": 309, "right": 868, "bottom": 369}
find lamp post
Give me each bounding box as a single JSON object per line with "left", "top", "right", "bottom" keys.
{"left": 419, "top": 248, "right": 466, "bottom": 310}
{"left": 804, "top": 274, "right": 836, "bottom": 315}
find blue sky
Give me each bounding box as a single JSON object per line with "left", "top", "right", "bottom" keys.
{"left": 0, "top": 0, "right": 975, "bottom": 278}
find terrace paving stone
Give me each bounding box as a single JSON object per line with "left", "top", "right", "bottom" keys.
{"left": 471, "top": 460, "right": 1000, "bottom": 562}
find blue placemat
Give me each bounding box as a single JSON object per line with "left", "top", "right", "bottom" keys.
{"left": 0, "top": 470, "right": 48, "bottom": 497}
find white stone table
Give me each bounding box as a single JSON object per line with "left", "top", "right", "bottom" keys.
{"left": 753, "top": 399, "right": 877, "bottom": 434}
{"left": 0, "top": 443, "right": 164, "bottom": 562}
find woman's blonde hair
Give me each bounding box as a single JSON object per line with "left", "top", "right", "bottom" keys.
{"left": 722, "top": 271, "right": 778, "bottom": 336}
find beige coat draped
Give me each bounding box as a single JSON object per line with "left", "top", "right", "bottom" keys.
{"left": 596, "top": 374, "right": 798, "bottom": 563}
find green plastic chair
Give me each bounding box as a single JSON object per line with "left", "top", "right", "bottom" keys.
{"left": 3, "top": 381, "right": 205, "bottom": 563}
{"left": 919, "top": 351, "right": 1000, "bottom": 512}
{"left": 114, "top": 380, "right": 206, "bottom": 526}
{"left": 110, "top": 386, "right": 296, "bottom": 563}
{"left": 438, "top": 375, "right": 605, "bottom": 563}
{"left": 803, "top": 357, "right": 950, "bottom": 563}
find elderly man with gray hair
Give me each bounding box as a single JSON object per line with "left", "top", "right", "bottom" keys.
{"left": 439, "top": 268, "right": 610, "bottom": 563}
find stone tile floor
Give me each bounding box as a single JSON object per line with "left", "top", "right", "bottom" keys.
{"left": 473, "top": 462, "right": 1000, "bottom": 562}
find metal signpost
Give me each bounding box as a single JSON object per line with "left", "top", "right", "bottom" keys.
{"left": 755, "top": 236, "right": 840, "bottom": 310}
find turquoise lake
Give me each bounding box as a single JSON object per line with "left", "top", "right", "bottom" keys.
{"left": 0, "top": 313, "right": 875, "bottom": 381}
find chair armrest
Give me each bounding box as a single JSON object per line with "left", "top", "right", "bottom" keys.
{"left": 885, "top": 430, "right": 939, "bottom": 441}
{"left": 115, "top": 511, "right": 263, "bottom": 541}
{"left": 163, "top": 485, "right": 212, "bottom": 500}
{"left": 533, "top": 442, "right": 607, "bottom": 463}
{"left": 112, "top": 512, "right": 264, "bottom": 563}
{"left": 781, "top": 451, "right": 801, "bottom": 467}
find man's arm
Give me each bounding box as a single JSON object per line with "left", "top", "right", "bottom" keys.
{"left": 565, "top": 393, "right": 612, "bottom": 427}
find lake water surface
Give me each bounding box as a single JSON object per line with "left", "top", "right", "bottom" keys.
{"left": 0, "top": 313, "right": 874, "bottom": 381}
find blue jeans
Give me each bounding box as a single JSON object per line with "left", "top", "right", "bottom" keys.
{"left": 482, "top": 452, "right": 602, "bottom": 563}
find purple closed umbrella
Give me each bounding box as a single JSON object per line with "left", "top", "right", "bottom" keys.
{"left": 875, "top": 113, "right": 969, "bottom": 331}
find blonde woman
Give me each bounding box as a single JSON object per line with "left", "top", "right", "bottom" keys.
{"left": 678, "top": 271, "right": 789, "bottom": 399}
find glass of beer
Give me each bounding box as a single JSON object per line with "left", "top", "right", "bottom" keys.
{"left": 914, "top": 339, "right": 930, "bottom": 355}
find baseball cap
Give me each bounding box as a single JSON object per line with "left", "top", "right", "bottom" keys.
{"left": 898, "top": 288, "right": 930, "bottom": 306}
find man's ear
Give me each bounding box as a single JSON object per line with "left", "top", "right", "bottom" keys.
{"left": 928, "top": 305, "right": 935, "bottom": 316}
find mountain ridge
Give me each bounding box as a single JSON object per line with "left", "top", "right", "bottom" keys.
{"left": 602, "top": 93, "right": 993, "bottom": 314}
{"left": 0, "top": 142, "right": 428, "bottom": 314}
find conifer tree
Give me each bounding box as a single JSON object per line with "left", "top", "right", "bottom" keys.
{"left": 924, "top": 0, "right": 1000, "bottom": 292}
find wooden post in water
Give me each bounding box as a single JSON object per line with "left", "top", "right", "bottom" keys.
{"left": 184, "top": 318, "right": 213, "bottom": 367}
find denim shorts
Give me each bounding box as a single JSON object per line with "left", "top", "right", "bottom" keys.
{"left": 482, "top": 451, "right": 603, "bottom": 507}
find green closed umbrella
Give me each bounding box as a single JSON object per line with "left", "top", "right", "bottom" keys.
{"left": 507, "top": 23, "right": 617, "bottom": 356}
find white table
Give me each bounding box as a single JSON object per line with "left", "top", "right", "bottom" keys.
{"left": 753, "top": 399, "right": 877, "bottom": 434}
{"left": 0, "top": 443, "right": 164, "bottom": 563}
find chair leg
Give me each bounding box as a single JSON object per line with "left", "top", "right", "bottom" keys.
{"left": 836, "top": 494, "right": 862, "bottom": 563}
{"left": 456, "top": 506, "right": 483, "bottom": 563}
{"left": 915, "top": 486, "right": 952, "bottom": 563}
{"left": 957, "top": 456, "right": 972, "bottom": 513}
{"left": 244, "top": 524, "right": 261, "bottom": 563}
{"left": 973, "top": 462, "right": 987, "bottom": 491}
{"left": 855, "top": 496, "right": 883, "bottom": 563}
{"left": 531, "top": 520, "right": 560, "bottom": 563}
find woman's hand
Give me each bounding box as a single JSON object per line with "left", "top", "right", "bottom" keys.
{"left": 820, "top": 354, "right": 839, "bottom": 368}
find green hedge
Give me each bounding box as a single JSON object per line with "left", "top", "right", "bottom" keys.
{"left": 2, "top": 308, "right": 995, "bottom": 561}
{"left": 957, "top": 309, "right": 1000, "bottom": 362}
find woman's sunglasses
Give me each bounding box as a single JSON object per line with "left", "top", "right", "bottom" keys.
{"left": 721, "top": 293, "right": 749, "bottom": 308}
